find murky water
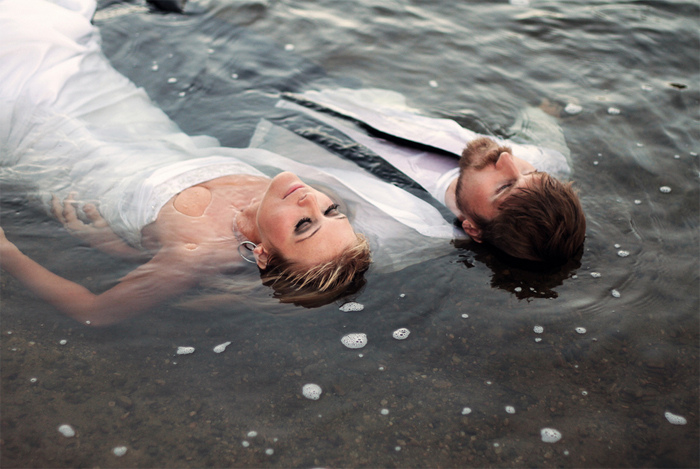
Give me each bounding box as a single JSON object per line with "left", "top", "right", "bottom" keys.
{"left": 2, "top": 0, "right": 698, "bottom": 467}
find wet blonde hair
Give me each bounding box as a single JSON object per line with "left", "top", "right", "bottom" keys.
{"left": 260, "top": 233, "right": 372, "bottom": 307}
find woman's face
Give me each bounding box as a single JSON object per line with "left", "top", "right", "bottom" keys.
{"left": 255, "top": 172, "right": 357, "bottom": 268}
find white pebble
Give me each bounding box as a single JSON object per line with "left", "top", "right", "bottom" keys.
{"left": 151, "top": 63, "right": 159, "bottom": 71}
{"left": 176, "top": 346, "right": 195, "bottom": 355}
{"left": 581, "top": 390, "right": 588, "bottom": 396}
{"left": 378, "top": 366, "right": 386, "bottom": 371}
{"left": 399, "top": 293, "right": 406, "bottom": 298}
{"left": 575, "top": 327, "right": 587, "bottom": 334}
{"left": 540, "top": 427, "right": 562, "bottom": 443}
{"left": 341, "top": 333, "right": 367, "bottom": 349}
{"left": 514, "top": 287, "right": 522, "bottom": 292}
{"left": 112, "top": 446, "right": 127, "bottom": 457}
{"left": 505, "top": 406, "right": 516, "bottom": 414}
{"left": 167, "top": 77, "right": 178, "bottom": 84}
{"left": 339, "top": 302, "right": 364, "bottom": 312}
{"left": 590, "top": 272, "right": 602, "bottom": 278}
{"left": 461, "top": 407, "right": 472, "bottom": 415}
{"left": 395, "top": 446, "right": 402, "bottom": 452}
{"left": 85, "top": 321, "right": 91, "bottom": 325}
{"left": 213, "top": 341, "right": 231, "bottom": 354}
{"left": 607, "top": 107, "right": 621, "bottom": 115}
{"left": 247, "top": 431, "right": 258, "bottom": 438}
{"left": 664, "top": 411, "right": 687, "bottom": 425}
{"left": 265, "top": 448, "right": 274, "bottom": 455}
{"left": 634, "top": 199, "right": 642, "bottom": 205}
{"left": 533, "top": 325, "right": 544, "bottom": 334}
{"left": 564, "top": 103, "right": 582, "bottom": 115}
{"left": 231, "top": 73, "right": 238, "bottom": 79}
{"left": 241, "top": 441, "right": 250, "bottom": 448}
{"left": 429, "top": 80, "right": 438, "bottom": 88}
{"left": 59, "top": 339, "right": 67, "bottom": 345}
{"left": 302, "top": 383, "right": 322, "bottom": 400}
{"left": 611, "top": 289, "right": 621, "bottom": 298}
{"left": 659, "top": 186, "right": 672, "bottom": 193}
{"left": 58, "top": 424, "right": 75, "bottom": 438}
{"left": 392, "top": 328, "right": 410, "bottom": 340}
{"left": 30, "top": 377, "right": 37, "bottom": 383}
{"left": 534, "top": 337, "right": 542, "bottom": 343}
{"left": 461, "top": 314, "right": 469, "bottom": 318}
{"left": 380, "top": 408, "right": 390, "bottom": 415}
{"left": 617, "top": 250, "right": 630, "bottom": 257}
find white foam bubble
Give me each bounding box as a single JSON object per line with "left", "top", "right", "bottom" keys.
{"left": 59, "top": 340, "right": 67, "bottom": 345}
{"left": 167, "top": 77, "right": 178, "bottom": 84}
{"left": 176, "top": 346, "right": 195, "bottom": 355}
{"left": 611, "top": 289, "right": 621, "bottom": 298}
{"left": 659, "top": 186, "right": 672, "bottom": 193}
{"left": 112, "top": 446, "right": 127, "bottom": 457}
{"left": 380, "top": 408, "right": 390, "bottom": 415}
{"left": 302, "top": 383, "right": 322, "bottom": 400}
{"left": 590, "top": 272, "right": 602, "bottom": 278}
{"left": 664, "top": 411, "right": 687, "bottom": 425}
{"left": 540, "top": 427, "right": 562, "bottom": 443}
{"left": 634, "top": 199, "right": 642, "bottom": 205}
{"left": 429, "top": 80, "right": 438, "bottom": 88}
{"left": 339, "top": 302, "right": 364, "bottom": 312}
{"left": 575, "top": 327, "right": 587, "bottom": 334}
{"left": 505, "top": 406, "right": 515, "bottom": 414}
{"left": 534, "top": 325, "right": 544, "bottom": 334}
{"left": 461, "top": 407, "right": 472, "bottom": 415}
{"left": 265, "top": 448, "right": 274, "bottom": 455}
{"left": 392, "top": 328, "right": 410, "bottom": 340}
{"left": 534, "top": 337, "right": 542, "bottom": 343}
{"left": 241, "top": 441, "right": 250, "bottom": 448}
{"left": 607, "top": 107, "right": 621, "bottom": 115}
{"left": 341, "top": 333, "right": 367, "bottom": 349}
{"left": 58, "top": 424, "right": 75, "bottom": 438}
{"left": 247, "top": 431, "right": 258, "bottom": 438}
{"left": 461, "top": 313, "right": 469, "bottom": 318}
{"left": 564, "top": 103, "right": 582, "bottom": 115}
{"left": 617, "top": 250, "right": 630, "bottom": 257}
{"left": 213, "top": 342, "right": 231, "bottom": 354}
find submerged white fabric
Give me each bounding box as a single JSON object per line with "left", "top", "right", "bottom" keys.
{"left": 283, "top": 88, "right": 572, "bottom": 205}
{"left": 0, "top": 0, "right": 461, "bottom": 271}
{"left": 0, "top": 0, "right": 269, "bottom": 247}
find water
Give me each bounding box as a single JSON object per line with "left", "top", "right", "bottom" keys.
{"left": 1, "top": 0, "right": 698, "bottom": 467}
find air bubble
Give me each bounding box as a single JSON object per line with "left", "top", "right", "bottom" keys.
{"left": 540, "top": 427, "right": 562, "bottom": 443}
{"left": 341, "top": 333, "right": 367, "bottom": 349}
{"left": 213, "top": 342, "right": 231, "bottom": 353}
{"left": 664, "top": 411, "right": 687, "bottom": 425}
{"left": 392, "top": 328, "right": 410, "bottom": 340}
{"left": 339, "top": 302, "right": 364, "bottom": 312}
{"left": 302, "top": 383, "right": 322, "bottom": 400}
{"left": 176, "top": 346, "right": 195, "bottom": 355}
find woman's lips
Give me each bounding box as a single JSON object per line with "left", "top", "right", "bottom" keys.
{"left": 284, "top": 184, "right": 305, "bottom": 199}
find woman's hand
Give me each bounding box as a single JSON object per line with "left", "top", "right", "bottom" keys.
{"left": 0, "top": 226, "right": 21, "bottom": 260}
{"left": 51, "top": 193, "right": 147, "bottom": 260}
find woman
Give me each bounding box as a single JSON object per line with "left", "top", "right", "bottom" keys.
{"left": 0, "top": 0, "right": 371, "bottom": 325}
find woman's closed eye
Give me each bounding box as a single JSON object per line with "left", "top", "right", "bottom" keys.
{"left": 295, "top": 217, "right": 312, "bottom": 232}
{"left": 324, "top": 204, "right": 340, "bottom": 216}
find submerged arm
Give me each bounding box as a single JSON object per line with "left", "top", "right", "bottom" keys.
{"left": 0, "top": 228, "right": 199, "bottom": 326}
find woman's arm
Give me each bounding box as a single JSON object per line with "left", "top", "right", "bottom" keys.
{"left": 0, "top": 227, "right": 199, "bottom": 326}
{"left": 51, "top": 194, "right": 149, "bottom": 261}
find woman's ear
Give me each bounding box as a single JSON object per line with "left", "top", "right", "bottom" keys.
{"left": 253, "top": 243, "right": 270, "bottom": 270}
{"left": 461, "top": 218, "right": 483, "bottom": 243}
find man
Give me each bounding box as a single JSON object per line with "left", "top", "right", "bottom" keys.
{"left": 275, "top": 87, "right": 586, "bottom": 264}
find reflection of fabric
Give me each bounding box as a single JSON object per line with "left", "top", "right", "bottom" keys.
{"left": 280, "top": 88, "right": 572, "bottom": 205}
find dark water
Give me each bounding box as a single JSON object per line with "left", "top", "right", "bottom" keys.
{"left": 1, "top": 0, "right": 698, "bottom": 467}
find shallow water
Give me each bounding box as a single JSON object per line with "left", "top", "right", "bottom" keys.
{"left": 1, "top": 0, "right": 698, "bottom": 467}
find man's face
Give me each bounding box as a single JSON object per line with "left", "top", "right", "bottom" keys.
{"left": 457, "top": 138, "right": 538, "bottom": 222}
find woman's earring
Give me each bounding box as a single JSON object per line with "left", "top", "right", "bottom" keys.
{"left": 238, "top": 241, "right": 258, "bottom": 264}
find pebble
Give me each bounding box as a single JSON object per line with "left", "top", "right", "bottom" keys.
{"left": 533, "top": 325, "right": 544, "bottom": 334}
{"left": 461, "top": 407, "right": 472, "bottom": 415}
{"left": 341, "top": 333, "right": 367, "bottom": 349}
{"left": 664, "top": 411, "right": 687, "bottom": 425}
{"left": 505, "top": 406, "right": 516, "bottom": 414}
{"left": 213, "top": 342, "right": 231, "bottom": 354}
{"left": 112, "top": 446, "right": 127, "bottom": 457}
{"left": 241, "top": 441, "right": 250, "bottom": 448}
{"left": 461, "top": 314, "right": 469, "bottom": 318}
{"left": 58, "top": 424, "right": 75, "bottom": 438}
{"left": 247, "top": 431, "right": 258, "bottom": 438}
{"left": 611, "top": 289, "right": 621, "bottom": 298}
{"left": 265, "top": 448, "right": 274, "bottom": 456}
{"left": 617, "top": 250, "right": 630, "bottom": 257}
{"left": 607, "top": 107, "right": 621, "bottom": 115}
{"left": 575, "top": 327, "right": 587, "bottom": 334}
{"left": 302, "top": 383, "right": 322, "bottom": 400}
{"left": 167, "top": 77, "right": 177, "bottom": 84}
{"left": 380, "top": 408, "right": 390, "bottom": 415}
{"left": 659, "top": 186, "right": 672, "bottom": 193}
{"left": 339, "top": 302, "right": 364, "bottom": 312}
{"left": 540, "top": 427, "right": 562, "bottom": 443}
{"left": 392, "top": 328, "right": 410, "bottom": 340}
{"left": 284, "top": 44, "right": 295, "bottom": 51}
{"left": 590, "top": 272, "right": 602, "bottom": 278}
{"left": 176, "top": 346, "right": 195, "bottom": 355}
{"left": 534, "top": 337, "right": 542, "bottom": 343}
{"left": 59, "top": 340, "right": 67, "bottom": 345}
{"left": 429, "top": 80, "right": 438, "bottom": 88}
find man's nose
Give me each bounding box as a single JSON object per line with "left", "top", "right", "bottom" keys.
{"left": 496, "top": 152, "right": 520, "bottom": 176}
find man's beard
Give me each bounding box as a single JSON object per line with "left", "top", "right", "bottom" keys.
{"left": 461, "top": 137, "right": 513, "bottom": 170}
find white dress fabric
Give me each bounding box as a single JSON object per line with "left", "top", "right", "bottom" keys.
{"left": 0, "top": 0, "right": 460, "bottom": 271}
